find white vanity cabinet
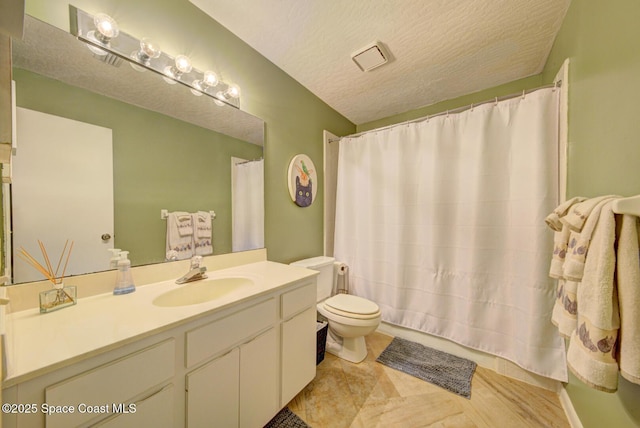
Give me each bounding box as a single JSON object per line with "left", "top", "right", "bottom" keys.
{"left": 2, "top": 268, "right": 318, "bottom": 428}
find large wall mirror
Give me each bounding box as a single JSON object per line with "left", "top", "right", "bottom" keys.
{"left": 5, "top": 15, "right": 265, "bottom": 284}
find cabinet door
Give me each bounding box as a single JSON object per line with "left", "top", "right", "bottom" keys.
{"left": 186, "top": 348, "right": 240, "bottom": 428}
{"left": 239, "top": 328, "right": 277, "bottom": 428}
{"left": 281, "top": 307, "right": 317, "bottom": 405}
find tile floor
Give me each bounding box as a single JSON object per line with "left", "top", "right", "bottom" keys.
{"left": 288, "top": 331, "right": 570, "bottom": 428}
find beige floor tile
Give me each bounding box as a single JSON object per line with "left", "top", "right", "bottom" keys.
{"left": 289, "top": 332, "right": 570, "bottom": 428}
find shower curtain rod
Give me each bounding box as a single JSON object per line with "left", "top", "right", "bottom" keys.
{"left": 329, "top": 80, "right": 563, "bottom": 143}
{"left": 235, "top": 157, "right": 263, "bottom": 165}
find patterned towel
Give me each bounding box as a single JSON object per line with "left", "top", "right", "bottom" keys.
{"left": 567, "top": 201, "right": 618, "bottom": 392}
{"left": 559, "top": 195, "right": 617, "bottom": 232}
{"left": 547, "top": 198, "right": 585, "bottom": 337}
{"left": 166, "top": 212, "right": 194, "bottom": 260}
{"left": 193, "top": 211, "right": 213, "bottom": 256}
{"left": 563, "top": 197, "right": 617, "bottom": 282}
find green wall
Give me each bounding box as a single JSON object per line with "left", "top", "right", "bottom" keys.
{"left": 24, "top": 0, "right": 356, "bottom": 265}
{"left": 357, "top": 74, "right": 544, "bottom": 132}
{"left": 541, "top": 0, "right": 640, "bottom": 426}
{"left": 14, "top": 68, "right": 262, "bottom": 267}
{"left": 543, "top": 0, "right": 640, "bottom": 199}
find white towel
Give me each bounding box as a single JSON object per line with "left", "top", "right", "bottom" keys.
{"left": 616, "top": 214, "right": 640, "bottom": 386}
{"left": 166, "top": 211, "right": 194, "bottom": 260}
{"left": 563, "top": 197, "right": 618, "bottom": 282}
{"left": 193, "top": 211, "right": 213, "bottom": 256}
{"left": 552, "top": 278, "right": 579, "bottom": 338}
{"left": 549, "top": 226, "right": 571, "bottom": 279}
{"left": 567, "top": 201, "right": 619, "bottom": 392}
{"left": 547, "top": 197, "right": 588, "bottom": 336}
{"left": 545, "top": 196, "right": 587, "bottom": 232}
{"left": 560, "top": 195, "right": 617, "bottom": 232}
{"left": 177, "top": 213, "right": 194, "bottom": 236}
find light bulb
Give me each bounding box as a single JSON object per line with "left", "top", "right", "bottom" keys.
{"left": 225, "top": 84, "right": 240, "bottom": 98}
{"left": 202, "top": 71, "right": 218, "bottom": 87}
{"left": 93, "top": 13, "right": 119, "bottom": 42}
{"left": 175, "top": 55, "right": 192, "bottom": 73}
{"left": 86, "top": 13, "right": 119, "bottom": 56}
{"left": 130, "top": 38, "right": 161, "bottom": 71}
{"left": 214, "top": 91, "right": 227, "bottom": 106}
{"left": 162, "top": 66, "right": 178, "bottom": 84}
{"left": 190, "top": 80, "right": 205, "bottom": 96}
{"left": 190, "top": 71, "right": 219, "bottom": 96}
{"left": 162, "top": 55, "right": 192, "bottom": 84}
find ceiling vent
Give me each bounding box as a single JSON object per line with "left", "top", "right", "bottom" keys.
{"left": 351, "top": 41, "right": 389, "bottom": 72}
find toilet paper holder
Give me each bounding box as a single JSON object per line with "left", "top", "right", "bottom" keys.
{"left": 335, "top": 263, "right": 349, "bottom": 294}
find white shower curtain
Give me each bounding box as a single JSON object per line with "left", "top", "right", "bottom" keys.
{"left": 334, "top": 88, "right": 567, "bottom": 381}
{"left": 232, "top": 159, "right": 264, "bottom": 252}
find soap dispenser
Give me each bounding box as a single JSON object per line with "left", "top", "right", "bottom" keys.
{"left": 108, "top": 248, "right": 121, "bottom": 269}
{"left": 114, "top": 251, "right": 136, "bottom": 295}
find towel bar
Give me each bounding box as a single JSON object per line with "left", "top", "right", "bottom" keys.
{"left": 160, "top": 209, "right": 216, "bottom": 220}
{"left": 611, "top": 195, "right": 640, "bottom": 216}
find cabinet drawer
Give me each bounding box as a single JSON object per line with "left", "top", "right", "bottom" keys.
{"left": 186, "top": 298, "right": 276, "bottom": 367}
{"left": 282, "top": 282, "right": 316, "bottom": 320}
{"left": 93, "top": 384, "right": 174, "bottom": 428}
{"left": 45, "top": 339, "right": 175, "bottom": 428}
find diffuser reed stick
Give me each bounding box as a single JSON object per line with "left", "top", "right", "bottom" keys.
{"left": 18, "top": 240, "right": 76, "bottom": 305}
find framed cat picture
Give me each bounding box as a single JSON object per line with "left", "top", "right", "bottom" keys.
{"left": 287, "top": 154, "right": 317, "bottom": 207}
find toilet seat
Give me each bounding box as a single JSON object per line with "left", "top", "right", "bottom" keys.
{"left": 323, "top": 294, "right": 380, "bottom": 320}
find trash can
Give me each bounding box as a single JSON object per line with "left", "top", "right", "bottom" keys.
{"left": 316, "top": 321, "right": 328, "bottom": 365}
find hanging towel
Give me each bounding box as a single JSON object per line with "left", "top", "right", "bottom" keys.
{"left": 193, "top": 211, "right": 213, "bottom": 256}
{"left": 166, "top": 211, "right": 194, "bottom": 260}
{"left": 547, "top": 197, "right": 586, "bottom": 337}
{"left": 177, "top": 213, "right": 194, "bottom": 236}
{"left": 552, "top": 279, "right": 579, "bottom": 338}
{"left": 549, "top": 224, "right": 572, "bottom": 279}
{"left": 563, "top": 197, "right": 618, "bottom": 282}
{"left": 616, "top": 214, "right": 640, "bottom": 386}
{"left": 545, "top": 196, "right": 587, "bottom": 232}
{"left": 567, "top": 201, "right": 619, "bottom": 392}
{"left": 560, "top": 195, "right": 618, "bottom": 233}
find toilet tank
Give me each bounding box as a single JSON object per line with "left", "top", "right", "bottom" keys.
{"left": 290, "top": 256, "right": 335, "bottom": 302}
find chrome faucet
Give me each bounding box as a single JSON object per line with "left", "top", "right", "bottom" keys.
{"left": 176, "top": 256, "right": 208, "bottom": 284}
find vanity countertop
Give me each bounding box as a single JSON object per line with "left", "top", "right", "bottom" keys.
{"left": 3, "top": 261, "right": 317, "bottom": 386}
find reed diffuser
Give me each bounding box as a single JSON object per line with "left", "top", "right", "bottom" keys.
{"left": 18, "top": 240, "right": 77, "bottom": 313}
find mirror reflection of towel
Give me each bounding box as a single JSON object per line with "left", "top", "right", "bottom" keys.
{"left": 194, "top": 211, "right": 213, "bottom": 256}
{"left": 166, "top": 212, "right": 194, "bottom": 260}
{"left": 177, "top": 213, "right": 194, "bottom": 236}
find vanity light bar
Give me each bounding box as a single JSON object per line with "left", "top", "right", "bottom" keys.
{"left": 69, "top": 5, "right": 240, "bottom": 109}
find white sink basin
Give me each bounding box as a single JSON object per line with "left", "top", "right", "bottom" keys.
{"left": 152, "top": 277, "right": 254, "bottom": 307}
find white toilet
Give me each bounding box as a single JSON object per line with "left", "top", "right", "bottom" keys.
{"left": 291, "top": 256, "right": 381, "bottom": 363}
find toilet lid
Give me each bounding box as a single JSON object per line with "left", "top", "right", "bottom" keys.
{"left": 324, "top": 294, "right": 380, "bottom": 316}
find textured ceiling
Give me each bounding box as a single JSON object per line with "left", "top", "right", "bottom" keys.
{"left": 189, "top": 0, "right": 571, "bottom": 125}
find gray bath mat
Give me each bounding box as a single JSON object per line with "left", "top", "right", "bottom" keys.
{"left": 264, "top": 407, "right": 310, "bottom": 428}
{"left": 376, "top": 337, "right": 477, "bottom": 399}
